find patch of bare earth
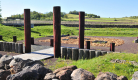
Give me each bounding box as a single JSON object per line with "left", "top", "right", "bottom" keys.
{"left": 39, "top": 36, "right": 124, "bottom": 47}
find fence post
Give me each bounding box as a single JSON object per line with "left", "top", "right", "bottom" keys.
{"left": 53, "top": 6, "right": 61, "bottom": 58}
{"left": 0, "top": 35, "right": 2, "bottom": 40}
{"left": 24, "top": 9, "right": 31, "bottom": 53}
{"left": 50, "top": 39, "right": 54, "bottom": 47}
{"left": 110, "top": 43, "right": 115, "bottom": 52}
{"left": 31, "top": 37, "right": 34, "bottom": 45}
{"left": 86, "top": 41, "right": 90, "bottom": 49}
{"left": 13, "top": 36, "right": 17, "bottom": 42}
{"left": 79, "top": 12, "right": 85, "bottom": 49}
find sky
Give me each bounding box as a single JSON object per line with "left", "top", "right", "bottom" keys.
{"left": 1, "top": 0, "right": 138, "bottom": 18}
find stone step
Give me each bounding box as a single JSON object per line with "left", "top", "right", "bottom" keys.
{"left": 13, "top": 47, "right": 54, "bottom": 60}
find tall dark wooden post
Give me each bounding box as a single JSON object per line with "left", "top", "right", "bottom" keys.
{"left": 110, "top": 43, "right": 115, "bottom": 52}
{"left": 79, "top": 12, "right": 85, "bottom": 49}
{"left": 53, "top": 6, "right": 61, "bottom": 58}
{"left": 86, "top": 41, "right": 90, "bottom": 49}
{"left": 50, "top": 39, "right": 54, "bottom": 47}
{"left": 31, "top": 37, "right": 34, "bottom": 45}
{"left": 0, "top": 35, "right": 2, "bottom": 40}
{"left": 24, "top": 9, "right": 31, "bottom": 53}
{"left": 13, "top": 36, "right": 17, "bottom": 42}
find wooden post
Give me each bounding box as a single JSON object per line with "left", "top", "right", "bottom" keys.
{"left": 86, "top": 41, "right": 90, "bottom": 49}
{"left": 50, "top": 39, "right": 54, "bottom": 47}
{"left": 53, "top": 6, "right": 61, "bottom": 58}
{"left": 0, "top": 35, "right": 2, "bottom": 40}
{"left": 24, "top": 9, "right": 31, "bottom": 53}
{"left": 31, "top": 37, "right": 34, "bottom": 45}
{"left": 13, "top": 36, "right": 17, "bottom": 42}
{"left": 110, "top": 43, "right": 115, "bottom": 52}
{"left": 79, "top": 12, "right": 85, "bottom": 49}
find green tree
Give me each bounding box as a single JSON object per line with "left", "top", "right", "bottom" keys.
{"left": 63, "top": 14, "right": 68, "bottom": 18}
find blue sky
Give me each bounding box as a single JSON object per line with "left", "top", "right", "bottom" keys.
{"left": 1, "top": 0, "right": 138, "bottom": 18}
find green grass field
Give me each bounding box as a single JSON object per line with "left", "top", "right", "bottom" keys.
{"left": 1, "top": 24, "right": 138, "bottom": 79}
{"left": 61, "top": 14, "right": 138, "bottom": 23}
{"left": 0, "top": 24, "right": 138, "bottom": 42}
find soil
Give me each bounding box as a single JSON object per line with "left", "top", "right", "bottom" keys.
{"left": 39, "top": 36, "right": 124, "bottom": 47}
{"left": 0, "top": 36, "right": 138, "bottom": 69}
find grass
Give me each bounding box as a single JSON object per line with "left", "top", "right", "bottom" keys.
{"left": 1, "top": 24, "right": 138, "bottom": 79}
{"left": 1, "top": 24, "right": 138, "bottom": 42}
{"left": 61, "top": 14, "right": 138, "bottom": 23}
{"left": 50, "top": 53, "right": 138, "bottom": 80}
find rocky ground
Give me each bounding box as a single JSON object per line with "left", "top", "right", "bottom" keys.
{"left": 0, "top": 54, "right": 132, "bottom": 80}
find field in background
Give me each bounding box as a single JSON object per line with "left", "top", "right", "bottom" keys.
{"left": 2, "top": 14, "right": 138, "bottom": 25}
{"left": 61, "top": 14, "right": 138, "bottom": 23}
{"left": 0, "top": 24, "right": 138, "bottom": 42}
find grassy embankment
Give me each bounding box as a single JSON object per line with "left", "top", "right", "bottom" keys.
{"left": 61, "top": 14, "right": 138, "bottom": 23}
{"left": 0, "top": 24, "right": 138, "bottom": 79}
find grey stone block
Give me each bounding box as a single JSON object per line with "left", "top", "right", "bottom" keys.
{"left": 79, "top": 49, "right": 84, "bottom": 60}
{"left": 0, "top": 41, "right": 4, "bottom": 51}
{"left": 89, "top": 50, "right": 95, "bottom": 58}
{"left": 72, "top": 48, "right": 79, "bottom": 60}
{"left": 18, "top": 43, "right": 23, "bottom": 53}
{"left": 101, "top": 51, "right": 107, "bottom": 55}
{"left": 9, "top": 42, "right": 12, "bottom": 52}
{"left": 15, "top": 43, "right": 18, "bottom": 53}
{"left": 61, "top": 47, "right": 67, "bottom": 59}
{"left": 3, "top": 42, "right": 6, "bottom": 51}
{"left": 67, "top": 47, "right": 72, "bottom": 59}
{"left": 95, "top": 50, "right": 101, "bottom": 57}
{"left": 12, "top": 42, "right": 15, "bottom": 52}
{"left": 83, "top": 49, "right": 89, "bottom": 59}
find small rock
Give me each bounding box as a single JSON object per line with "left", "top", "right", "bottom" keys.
{"left": 44, "top": 73, "right": 57, "bottom": 80}
{"left": 7, "top": 64, "right": 52, "bottom": 80}
{"left": 95, "top": 72, "right": 118, "bottom": 80}
{"left": 53, "top": 65, "right": 77, "bottom": 74}
{"left": 71, "top": 68, "right": 95, "bottom": 80}
{"left": 0, "top": 55, "right": 14, "bottom": 65}
{"left": 132, "top": 71, "right": 138, "bottom": 80}
{"left": 0, "top": 69, "right": 11, "bottom": 80}
{"left": 117, "top": 76, "right": 128, "bottom": 80}
{"left": 56, "top": 70, "right": 72, "bottom": 80}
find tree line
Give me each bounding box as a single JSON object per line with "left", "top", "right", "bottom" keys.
{"left": 69, "top": 10, "right": 100, "bottom": 18}
{"left": 10, "top": 10, "right": 100, "bottom": 20}
{"left": 11, "top": 11, "right": 67, "bottom": 20}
